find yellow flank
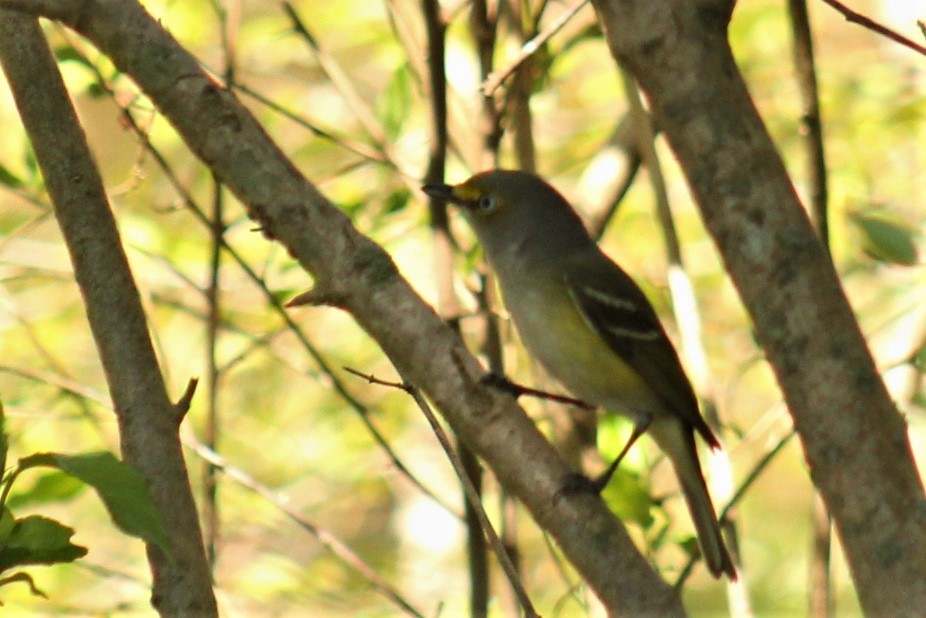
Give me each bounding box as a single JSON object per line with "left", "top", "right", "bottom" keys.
{"left": 498, "top": 269, "right": 656, "bottom": 421}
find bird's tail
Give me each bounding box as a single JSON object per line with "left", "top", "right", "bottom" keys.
{"left": 649, "top": 417, "right": 737, "bottom": 580}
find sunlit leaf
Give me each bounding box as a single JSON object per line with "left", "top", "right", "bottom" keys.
{"left": 17, "top": 452, "right": 170, "bottom": 555}
{"left": 383, "top": 187, "right": 411, "bottom": 214}
{"left": 0, "top": 164, "right": 23, "bottom": 189}
{"left": 5, "top": 472, "right": 86, "bottom": 511}
{"left": 600, "top": 468, "right": 654, "bottom": 528}
{"left": 375, "top": 64, "right": 412, "bottom": 141}
{"left": 597, "top": 417, "right": 655, "bottom": 528}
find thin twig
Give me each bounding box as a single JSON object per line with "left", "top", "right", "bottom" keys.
{"left": 345, "top": 367, "right": 540, "bottom": 618}
{"left": 583, "top": 114, "right": 643, "bottom": 240}
{"left": 819, "top": 0, "right": 926, "bottom": 56}
{"left": 183, "top": 432, "right": 427, "bottom": 618}
{"left": 173, "top": 377, "right": 199, "bottom": 419}
{"left": 466, "top": 2, "right": 504, "bottom": 612}
{"left": 790, "top": 0, "right": 829, "bottom": 250}
{"left": 145, "top": 139, "right": 448, "bottom": 515}
{"left": 201, "top": 0, "right": 239, "bottom": 571}
{"left": 282, "top": 1, "right": 398, "bottom": 157}
{"left": 482, "top": 0, "right": 589, "bottom": 95}
{"left": 234, "top": 83, "right": 391, "bottom": 165}
{"left": 723, "top": 429, "right": 796, "bottom": 523}
{"left": 788, "top": 4, "right": 832, "bottom": 615}
{"left": 73, "top": 63, "right": 458, "bottom": 518}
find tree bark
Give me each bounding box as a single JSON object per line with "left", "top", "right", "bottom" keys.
{"left": 590, "top": 0, "right": 926, "bottom": 614}
{"left": 0, "top": 0, "right": 689, "bottom": 614}
{"left": 0, "top": 10, "right": 217, "bottom": 616}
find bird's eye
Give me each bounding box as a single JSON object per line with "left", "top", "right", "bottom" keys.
{"left": 476, "top": 195, "right": 496, "bottom": 212}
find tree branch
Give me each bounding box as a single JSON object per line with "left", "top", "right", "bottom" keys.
{"left": 819, "top": 0, "right": 926, "bottom": 57}
{"left": 0, "top": 0, "right": 686, "bottom": 613}
{"left": 590, "top": 0, "right": 926, "bottom": 614}
{"left": 0, "top": 10, "right": 216, "bottom": 616}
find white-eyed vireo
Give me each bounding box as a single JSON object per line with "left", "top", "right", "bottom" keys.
{"left": 423, "top": 169, "right": 736, "bottom": 580}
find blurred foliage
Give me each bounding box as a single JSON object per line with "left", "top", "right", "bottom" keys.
{"left": 0, "top": 0, "right": 924, "bottom": 615}
{"left": 0, "top": 399, "right": 169, "bottom": 607}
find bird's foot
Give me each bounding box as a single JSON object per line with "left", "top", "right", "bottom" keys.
{"left": 553, "top": 472, "right": 608, "bottom": 504}
{"left": 479, "top": 372, "right": 522, "bottom": 396}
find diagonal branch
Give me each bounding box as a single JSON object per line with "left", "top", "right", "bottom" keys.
{"left": 0, "top": 0, "right": 686, "bottom": 613}
{"left": 591, "top": 0, "right": 926, "bottom": 614}
{"left": 819, "top": 0, "right": 926, "bottom": 57}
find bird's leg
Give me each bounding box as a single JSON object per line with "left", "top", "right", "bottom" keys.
{"left": 588, "top": 415, "right": 652, "bottom": 491}
{"left": 480, "top": 373, "right": 594, "bottom": 409}
{"left": 479, "top": 373, "right": 524, "bottom": 396}
{"left": 555, "top": 415, "right": 652, "bottom": 499}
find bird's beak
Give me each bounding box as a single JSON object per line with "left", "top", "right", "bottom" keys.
{"left": 422, "top": 182, "right": 458, "bottom": 203}
{"left": 422, "top": 182, "right": 480, "bottom": 209}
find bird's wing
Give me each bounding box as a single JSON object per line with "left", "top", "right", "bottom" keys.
{"left": 563, "top": 252, "right": 718, "bottom": 447}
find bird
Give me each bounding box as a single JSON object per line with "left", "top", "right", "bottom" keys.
{"left": 423, "top": 169, "right": 736, "bottom": 579}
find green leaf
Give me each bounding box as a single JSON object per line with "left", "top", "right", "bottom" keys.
{"left": 596, "top": 417, "right": 654, "bottom": 527}
{"left": 0, "top": 401, "right": 6, "bottom": 476}
{"left": 375, "top": 64, "right": 412, "bottom": 141}
{"left": 678, "top": 535, "right": 701, "bottom": 563}
{"left": 383, "top": 187, "right": 411, "bottom": 215}
{"left": 0, "top": 163, "right": 23, "bottom": 189}
{"left": 53, "top": 45, "right": 95, "bottom": 69}
{"left": 0, "top": 516, "right": 87, "bottom": 572}
{"left": 5, "top": 472, "right": 86, "bottom": 511}
{"left": 18, "top": 452, "right": 171, "bottom": 555}
{"left": 600, "top": 468, "right": 654, "bottom": 528}
{"left": 0, "top": 509, "right": 15, "bottom": 544}
{"left": 849, "top": 209, "right": 919, "bottom": 266}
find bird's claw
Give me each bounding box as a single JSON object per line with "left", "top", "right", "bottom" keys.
{"left": 553, "top": 472, "right": 607, "bottom": 504}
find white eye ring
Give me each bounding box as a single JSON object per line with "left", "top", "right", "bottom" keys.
{"left": 476, "top": 195, "right": 496, "bottom": 212}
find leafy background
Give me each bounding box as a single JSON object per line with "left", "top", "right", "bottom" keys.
{"left": 0, "top": 0, "right": 923, "bottom": 615}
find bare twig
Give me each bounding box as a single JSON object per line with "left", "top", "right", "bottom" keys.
{"left": 282, "top": 1, "right": 400, "bottom": 162}
{"left": 70, "top": 64, "right": 458, "bottom": 519}
{"left": 582, "top": 114, "right": 643, "bottom": 240}
{"left": 788, "top": 3, "right": 832, "bottom": 615}
{"left": 482, "top": 0, "right": 590, "bottom": 95}
{"left": 345, "top": 367, "right": 540, "bottom": 618}
{"left": 234, "top": 83, "right": 391, "bottom": 166}
{"left": 819, "top": 0, "right": 926, "bottom": 56}
{"left": 173, "top": 377, "right": 199, "bottom": 419}
{"left": 790, "top": 0, "right": 829, "bottom": 249}
{"left": 201, "top": 0, "right": 241, "bottom": 572}
{"left": 809, "top": 491, "right": 833, "bottom": 618}
{"left": 183, "top": 432, "right": 427, "bottom": 618}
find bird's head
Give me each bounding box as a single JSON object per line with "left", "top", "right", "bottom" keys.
{"left": 422, "top": 170, "right": 590, "bottom": 261}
